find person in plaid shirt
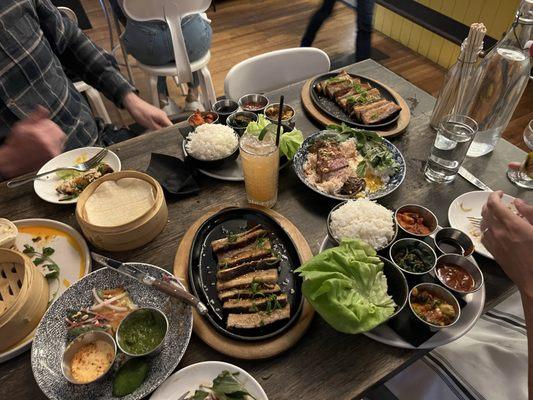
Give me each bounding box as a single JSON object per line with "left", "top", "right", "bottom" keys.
{"left": 0, "top": 0, "right": 172, "bottom": 179}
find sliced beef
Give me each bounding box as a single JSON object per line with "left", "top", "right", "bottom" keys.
{"left": 316, "top": 141, "right": 349, "bottom": 182}
{"left": 217, "top": 257, "right": 280, "bottom": 282}
{"left": 216, "top": 269, "right": 278, "bottom": 292}
{"left": 226, "top": 304, "right": 291, "bottom": 329}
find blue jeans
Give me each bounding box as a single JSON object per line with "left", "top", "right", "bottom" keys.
{"left": 121, "top": 13, "right": 212, "bottom": 96}
{"left": 301, "top": 0, "right": 375, "bottom": 61}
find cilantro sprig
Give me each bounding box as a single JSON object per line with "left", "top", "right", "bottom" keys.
{"left": 22, "top": 244, "right": 60, "bottom": 279}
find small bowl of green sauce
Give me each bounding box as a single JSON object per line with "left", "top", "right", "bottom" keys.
{"left": 116, "top": 308, "right": 168, "bottom": 357}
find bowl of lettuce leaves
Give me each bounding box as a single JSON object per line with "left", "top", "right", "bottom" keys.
{"left": 296, "top": 239, "right": 408, "bottom": 334}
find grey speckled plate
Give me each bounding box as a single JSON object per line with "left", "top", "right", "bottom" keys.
{"left": 31, "top": 264, "right": 193, "bottom": 400}
{"left": 293, "top": 130, "right": 406, "bottom": 201}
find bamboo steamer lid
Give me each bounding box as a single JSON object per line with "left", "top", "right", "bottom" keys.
{"left": 75, "top": 171, "right": 168, "bottom": 252}
{"left": 0, "top": 248, "right": 49, "bottom": 352}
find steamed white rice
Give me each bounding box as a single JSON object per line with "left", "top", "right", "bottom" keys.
{"left": 186, "top": 124, "right": 238, "bottom": 160}
{"left": 329, "top": 199, "right": 395, "bottom": 249}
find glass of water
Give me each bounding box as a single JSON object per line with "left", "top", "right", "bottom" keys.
{"left": 424, "top": 115, "right": 478, "bottom": 183}
{"left": 507, "top": 120, "right": 533, "bottom": 189}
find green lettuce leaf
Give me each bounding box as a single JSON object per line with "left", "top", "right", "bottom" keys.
{"left": 279, "top": 128, "right": 304, "bottom": 160}
{"left": 244, "top": 114, "right": 270, "bottom": 136}
{"left": 295, "top": 239, "right": 396, "bottom": 334}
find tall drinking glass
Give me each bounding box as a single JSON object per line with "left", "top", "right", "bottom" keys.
{"left": 239, "top": 130, "right": 279, "bottom": 208}
{"left": 424, "top": 115, "right": 478, "bottom": 183}
{"left": 507, "top": 120, "right": 533, "bottom": 189}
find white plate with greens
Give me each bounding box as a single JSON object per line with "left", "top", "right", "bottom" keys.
{"left": 34, "top": 146, "right": 121, "bottom": 204}
{"left": 0, "top": 219, "right": 91, "bottom": 363}
{"left": 318, "top": 236, "right": 485, "bottom": 349}
{"left": 150, "top": 361, "right": 268, "bottom": 400}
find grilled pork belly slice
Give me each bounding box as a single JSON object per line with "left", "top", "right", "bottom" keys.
{"left": 341, "top": 88, "right": 381, "bottom": 112}
{"left": 218, "top": 284, "right": 281, "bottom": 302}
{"left": 227, "top": 304, "right": 291, "bottom": 329}
{"left": 335, "top": 83, "right": 372, "bottom": 102}
{"left": 352, "top": 99, "right": 389, "bottom": 120}
{"left": 211, "top": 225, "right": 268, "bottom": 254}
{"left": 216, "top": 269, "right": 278, "bottom": 292}
{"left": 223, "top": 294, "right": 288, "bottom": 313}
{"left": 315, "top": 71, "right": 352, "bottom": 94}
{"left": 361, "top": 101, "right": 402, "bottom": 124}
{"left": 217, "top": 257, "right": 280, "bottom": 282}
{"left": 217, "top": 239, "right": 272, "bottom": 268}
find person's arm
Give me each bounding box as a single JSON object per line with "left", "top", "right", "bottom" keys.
{"left": 481, "top": 192, "right": 533, "bottom": 397}
{"left": 33, "top": 0, "right": 171, "bottom": 130}
{"left": 0, "top": 107, "right": 66, "bottom": 179}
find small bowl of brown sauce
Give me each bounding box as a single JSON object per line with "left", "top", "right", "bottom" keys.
{"left": 434, "top": 227, "right": 475, "bottom": 257}
{"left": 434, "top": 254, "right": 483, "bottom": 295}
{"left": 265, "top": 103, "right": 295, "bottom": 124}
{"left": 395, "top": 204, "right": 438, "bottom": 238}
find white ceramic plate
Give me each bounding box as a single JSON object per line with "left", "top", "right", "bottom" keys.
{"left": 319, "top": 236, "right": 486, "bottom": 350}
{"left": 150, "top": 361, "right": 268, "bottom": 400}
{"left": 0, "top": 219, "right": 91, "bottom": 363}
{"left": 33, "top": 147, "right": 121, "bottom": 204}
{"left": 448, "top": 191, "right": 515, "bottom": 260}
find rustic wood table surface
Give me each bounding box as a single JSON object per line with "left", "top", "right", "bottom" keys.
{"left": 1, "top": 60, "right": 532, "bottom": 400}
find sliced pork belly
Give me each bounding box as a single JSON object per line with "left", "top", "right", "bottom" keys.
{"left": 218, "top": 284, "right": 281, "bottom": 302}
{"left": 227, "top": 304, "right": 291, "bottom": 329}
{"left": 211, "top": 225, "right": 268, "bottom": 254}
{"left": 223, "top": 294, "right": 288, "bottom": 313}
{"left": 217, "top": 239, "right": 272, "bottom": 268}
{"left": 361, "top": 101, "right": 402, "bottom": 124}
{"left": 216, "top": 269, "right": 278, "bottom": 292}
{"left": 217, "top": 257, "right": 280, "bottom": 282}
{"left": 352, "top": 99, "right": 389, "bottom": 120}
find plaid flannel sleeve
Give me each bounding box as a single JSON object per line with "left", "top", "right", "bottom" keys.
{"left": 35, "top": 0, "right": 136, "bottom": 107}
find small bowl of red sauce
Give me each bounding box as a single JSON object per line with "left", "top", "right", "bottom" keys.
{"left": 395, "top": 204, "right": 438, "bottom": 238}
{"left": 238, "top": 94, "right": 269, "bottom": 114}
{"left": 434, "top": 254, "right": 483, "bottom": 295}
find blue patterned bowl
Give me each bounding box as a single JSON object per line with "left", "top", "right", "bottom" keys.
{"left": 292, "top": 130, "right": 406, "bottom": 201}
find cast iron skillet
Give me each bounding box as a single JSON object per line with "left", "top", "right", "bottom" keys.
{"left": 310, "top": 72, "right": 401, "bottom": 130}
{"left": 188, "top": 207, "right": 304, "bottom": 341}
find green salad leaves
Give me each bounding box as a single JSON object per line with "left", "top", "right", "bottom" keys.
{"left": 244, "top": 114, "right": 304, "bottom": 160}
{"left": 295, "top": 239, "right": 396, "bottom": 334}
{"left": 189, "top": 370, "right": 256, "bottom": 400}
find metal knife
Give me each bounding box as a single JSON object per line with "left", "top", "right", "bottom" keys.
{"left": 458, "top": 166, "right": 493, "bottom": 191}
{"left": 91, "top": 252, "right": 208, "bottom": 315}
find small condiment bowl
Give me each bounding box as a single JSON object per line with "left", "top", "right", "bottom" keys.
{"left": 326, "top": 201, "right": 398, "bottom": 251}
{"left": 389, "top": 238, "right": 437, "bottom": 278}
{"left": 116, "top": 307, "right": 169, "bottom": 357}
{"left": 434, "top": 227, "right": 475, "bottom": 257}
{"left": 378, "top": 256, "right": 409, "bottom": 322}
{"left": 212, "top": 99, "right": 239, "bottom": 124}
{"left": 184, "top": 129, "right": 240, "bottom": 169}
{"left": 265, "top": 103, "right": 296, "bottom": 124}
{"left": 61, "top": 331, "right": 117, "bottom": 385}
{"left": 238, "top": 93, "right": 269, "bottom": 114}
{"left": 187, "top": 111, "right": 219, "bottom": 128}
{"left": 394, "top": 204, "right": 439, "bottom": 238}
{"left": 226, "top": 111, "right": 258, "bottom": 136}
{"left": 434, "top": 254, "right": 484, "bottom": 295}
{"left": 408, "top": 283, "right": 461, "bottom": 330}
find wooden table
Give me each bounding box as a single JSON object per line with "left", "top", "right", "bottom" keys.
{"left": 1, "top": 60, "right": 531, "bottom": 400}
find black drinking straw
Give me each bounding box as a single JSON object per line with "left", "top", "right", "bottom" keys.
{"left": 276, "top": 95, "right": 284, "bottom": 147}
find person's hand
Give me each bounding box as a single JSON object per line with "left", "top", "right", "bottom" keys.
{"left": 123, "top": 92, "right": 172, "bottom": 131}
{"left": 481, "top": 191, "right": 533, "bottom": 299}
{"left": 0, "top": 106, "right": 66, "bottom": 179}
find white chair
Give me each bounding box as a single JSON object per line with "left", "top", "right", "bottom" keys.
{"left": 120, "top": 0, "right": 216, "bottom": 110}
{"left": 57, "top": 7, "right": 112, "bottom": 124}
{"left": 224, "top": 48, "right": 331, "bottom": 100}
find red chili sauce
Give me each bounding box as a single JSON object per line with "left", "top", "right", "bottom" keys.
{"left": 436, "top": 263, "right": 475, "bottom": 292}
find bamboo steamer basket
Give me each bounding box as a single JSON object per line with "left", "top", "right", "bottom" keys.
{"left": 75, "top": 171, "right": 168, "bottom": 252}
{"left": 0, "top": 248, "right": 49, "bottom": 352}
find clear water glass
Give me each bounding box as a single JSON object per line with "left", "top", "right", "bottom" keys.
{"left": 507, "top": 120, "right": 533, "bottom": 189}
{"left": 424, "top": 115, "right": 478, "bottom": 183}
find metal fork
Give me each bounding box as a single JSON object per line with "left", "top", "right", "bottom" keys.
{"left": 467, "top": 216, "right": 482, "bottom": 227}
{"left": 7, "top": 148, "right": 108, "bottom": 188}
{"left": 176, "top": 392, "right": 190, "bottom": 400}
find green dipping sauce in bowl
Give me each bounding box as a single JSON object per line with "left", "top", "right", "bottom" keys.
{"left": 116, "top": 308, "right": 168, "bottom": 357}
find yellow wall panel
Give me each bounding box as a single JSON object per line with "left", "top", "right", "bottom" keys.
{"left": 373, "top": 0, "right": 519, "bottom": 68}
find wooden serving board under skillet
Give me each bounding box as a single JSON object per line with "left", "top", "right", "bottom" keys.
{"left": 173, "top": 204, "right": 314, "bottom": 360}
{"left": 301, "top": 77, "right": 411, "bottom": 138}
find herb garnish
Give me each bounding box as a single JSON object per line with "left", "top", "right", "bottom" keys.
{"left": 188, "top": 370, "right": 257, "bottom": 400}
{"left": 255, "top": 237, "right": 267, "bottom": 248}
{"left": 22, "top": 244, "right": 60, "bottom": 279}
{"left": 227, "top": 232, "right": 238, "bottom": 243}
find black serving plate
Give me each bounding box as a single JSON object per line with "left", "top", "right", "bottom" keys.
{"left": 188, "top": 207, "right": 304, "bottom": 341}
{"left": 310, "top": 72, "right": 401, "bottom": 130}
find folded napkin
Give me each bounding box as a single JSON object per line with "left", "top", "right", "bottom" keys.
{"left": 146, "top": 153, "right": 199, "bottom": 196}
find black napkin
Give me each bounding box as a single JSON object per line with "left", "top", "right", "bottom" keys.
{"left": 146, "top": 153, "right": 199, "bottom": 196}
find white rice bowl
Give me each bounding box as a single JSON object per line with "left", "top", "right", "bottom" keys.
{"left": 329, "top": 199, "right": 395, "bottom": 249}
{"left": 185, "top": 124, "right": 238, "bottom": 160}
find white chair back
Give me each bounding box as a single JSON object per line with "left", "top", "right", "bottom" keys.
{"left": 121, "top": 0, "right": 211, "bottom": 83}
{"left": 224, "top": 48, "right": 331, "bottom": 100}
